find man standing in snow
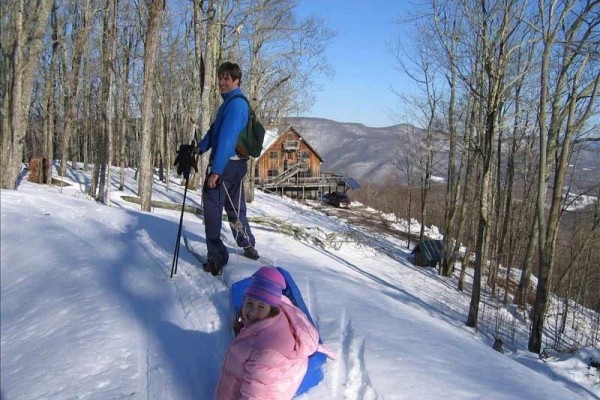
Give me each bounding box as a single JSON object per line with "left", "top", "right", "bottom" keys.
{"left": 196, "top": 62, "right": 260, "bottom": 275}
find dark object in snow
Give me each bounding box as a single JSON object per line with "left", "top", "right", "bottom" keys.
{"left": 588, "top": 357, "right": 600, "bottom": 371}
{"left": 411, "top": 239, "right": 444, "bottom": 268}
{"left": 492, "top": 337, "right": 504, "bottom": 353}
{"left": 231, "top": 267, "right": 329, "bottom": 395}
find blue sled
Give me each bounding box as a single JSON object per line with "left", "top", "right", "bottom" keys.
{"left": 230, "top": 267, "right": 328, "bottom": 396}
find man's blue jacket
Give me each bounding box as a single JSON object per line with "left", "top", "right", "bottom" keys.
{"left": 198, "top": 87, "right": 249, "bottom": 175}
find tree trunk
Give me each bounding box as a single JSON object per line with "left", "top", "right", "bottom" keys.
{"left": 58, "top": 0, "right": 93, "bottom": 177}
{"left": 100, "top": 0, "right": 117, "bottom": 204}
{"left": 191, "top": 0, "right": 219, "bottom": 190}
{"left": 138, "top": 0, "right": 165, "bottom": 211}
{"left": 118, "top": 5, "right": 134, "bottom": 191}
{"left": 436, "top": 11, "right": 460, "bottom": 278}
{"left": 43, "top": 5, "right": 61, "bottom": 183}
{"left": 455, "top": 110, "right": 476, "bottom": 290}
{"left": 466, "top": 162, "right": 492, "bottom": 328}
{"left": 514, "top": 132, "right": 538, "bottom": 307}
{"left": 419, "top": 148, "right": 432, "bottom": 243}
{"left": 529, "top": 0, "right": 599, "bottom": 354}
{"left": 2, "top": 0, "right": 53, "bottom": 189}
{"left": 466, "top": 0, "right": 519, "bottom": 329}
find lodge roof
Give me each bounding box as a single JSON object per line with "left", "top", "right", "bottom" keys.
{"left": 261, "top": 125, "right": 324, "bottom": 162}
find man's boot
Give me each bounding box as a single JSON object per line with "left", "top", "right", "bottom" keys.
{"left": 243, "top": 245, "right": 260, "bottom": 260}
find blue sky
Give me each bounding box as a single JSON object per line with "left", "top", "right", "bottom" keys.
{"left": 295, "top": 0, "right": 422, "bottom": 128}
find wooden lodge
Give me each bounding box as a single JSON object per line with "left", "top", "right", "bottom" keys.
{"left": 254, "top": 125, "right": 353, "bottom": 199}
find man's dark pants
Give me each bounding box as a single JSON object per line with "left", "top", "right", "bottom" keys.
{"left": 202, "top": 159, "right": 255, "bottom": 268}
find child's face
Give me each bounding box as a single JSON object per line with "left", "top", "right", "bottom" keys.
{"left": 242, "top": 297, "right": 271, "bottom": 325}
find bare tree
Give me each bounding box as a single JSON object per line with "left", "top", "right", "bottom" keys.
{"left": 487, "top": 42, "right": 535, "bottom": 296}
{"left": 1, "top": 0, "right": 54, "bottom": 189}
{"left": 393, "top": 126, "right": 426, "bottom": 248}
{"left": 117, "top": 1, "right": 138, "bottom": 191}
{"left": 463, "top": 0, "right": 526, "bottom": 329}
{"left": 432, "top": 6, "right": 465, "bottom": 277}
{"left": 500, "top": 110, "right": 536, "bottom": 304}
{"left": 456, "top": 107, "right": 478, "bottom": 292}
{"left": 514, "top": 132, "right": 540, "bottom": 307}
{"left": 235, "top": 0, "right": 333, "bottom": 121}
{"left": 391, "top": 21, "right": 446, "bottom": 244}
{"left": 189, "top": 0, "right": 219, "bottom": 191}
{"left": 41, "top": 3, "right": 61, "bottom": 184}
{"left": 231, "top": 0, "right": 334, "bottom": 202}
{"left": 56, "top": 0, "right": 93, "bottom": 177}
{"left": 97, "top": 0, "right": 118, "bottom": 204}
{"left": 529, "top": 0, "right": 600, "bottom": 353}
{"left": 138, "top": 0, "right": 165, "bottom": 211}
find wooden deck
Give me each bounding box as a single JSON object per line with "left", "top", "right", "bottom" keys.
{"left": 255, "top": 173, "right": 348, "bottom": 199}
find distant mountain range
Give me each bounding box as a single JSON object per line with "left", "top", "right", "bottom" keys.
{"left": 279, "top": 117, "right": 429, "bottom": 184}
{"left": 279, "top": 117, "right": 599, "bottom": 194}
{"left": 280, "top": 117, "right": 447, "bottom": 185}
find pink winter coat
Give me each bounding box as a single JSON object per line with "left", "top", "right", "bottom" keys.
{"left": 214, "top": 296, "right": 320, "bottom": 400}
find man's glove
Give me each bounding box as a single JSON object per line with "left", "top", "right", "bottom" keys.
{"left": 173, "top": 143, "right": 198, "bottom": 180}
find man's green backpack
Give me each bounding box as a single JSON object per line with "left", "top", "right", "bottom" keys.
{"left": 230, "top": 94, "right": 266, "bottom": 158}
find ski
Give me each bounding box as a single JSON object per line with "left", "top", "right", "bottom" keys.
{"left": 182, "top": 233, "right": 274, "bottom": 273}
{"left": 182, "top": 234, "right": 208, "bottom": 266}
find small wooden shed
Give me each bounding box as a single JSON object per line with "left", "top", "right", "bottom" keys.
{"left": 411, "top": 239, "right": 444, "bottom": 268}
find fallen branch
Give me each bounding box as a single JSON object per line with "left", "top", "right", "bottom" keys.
{"left": 121, "top": 195, "right": 202, "bottom": 215}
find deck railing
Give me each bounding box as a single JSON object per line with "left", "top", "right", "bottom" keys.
{"left": 256, "top": 173, "right": 343, "bottom": 189}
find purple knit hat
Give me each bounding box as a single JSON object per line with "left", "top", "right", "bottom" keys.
{"left": 245, "top": 267, "right": 286, "bottom": 307}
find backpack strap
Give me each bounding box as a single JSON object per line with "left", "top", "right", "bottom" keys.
{"left": 223, "top": 94, "right": 253, "bottom": 158}
{"left": 222, "top": 94, "right": 251, "bottom": 129}
{"left": 224, "top": 93, "right": 249, "bottom": 110}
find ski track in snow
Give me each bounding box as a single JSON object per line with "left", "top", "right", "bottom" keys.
{"left": 306, "top": 278, "right": 319, "bottom": 329}
{"left": 340, "top": 316, "right": 378, "bottom": 400}
{"left": 135, "top": 228, "right": 232, "bottom": 399}
{"left": 327, "top": 308, "right": 378, "bottom": 400}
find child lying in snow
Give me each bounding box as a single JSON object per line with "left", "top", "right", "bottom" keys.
{"left": 214, "top": 266, "right": 333, "bottom": 400}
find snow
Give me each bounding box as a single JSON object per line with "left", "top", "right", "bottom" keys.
{"left": 564, "top": 193, "right": 598, "bottom": 212}
{"left": 1, "top": 164, "right": 599, "bottom": 400}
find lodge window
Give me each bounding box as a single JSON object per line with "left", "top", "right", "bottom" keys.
{"left": 269, "top": 151, "right": 278, "bottom": 159}
{"left": 267, "top": 169, "right": 278, "bottom": 177}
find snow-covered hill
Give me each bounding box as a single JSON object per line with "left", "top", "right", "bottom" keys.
{"left": 1, "top": 164, "right": 598, "bottom": 399}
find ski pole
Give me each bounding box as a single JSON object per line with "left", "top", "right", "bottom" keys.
{"left": 170, "top": 178, "right": 189, "bottom": 278}
{"left": 170, "top": 142, "right": 198, "bottom": 278}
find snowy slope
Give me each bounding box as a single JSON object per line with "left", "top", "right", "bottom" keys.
{"left": 1, "top": 164, "right": 598, "bottom": 400}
